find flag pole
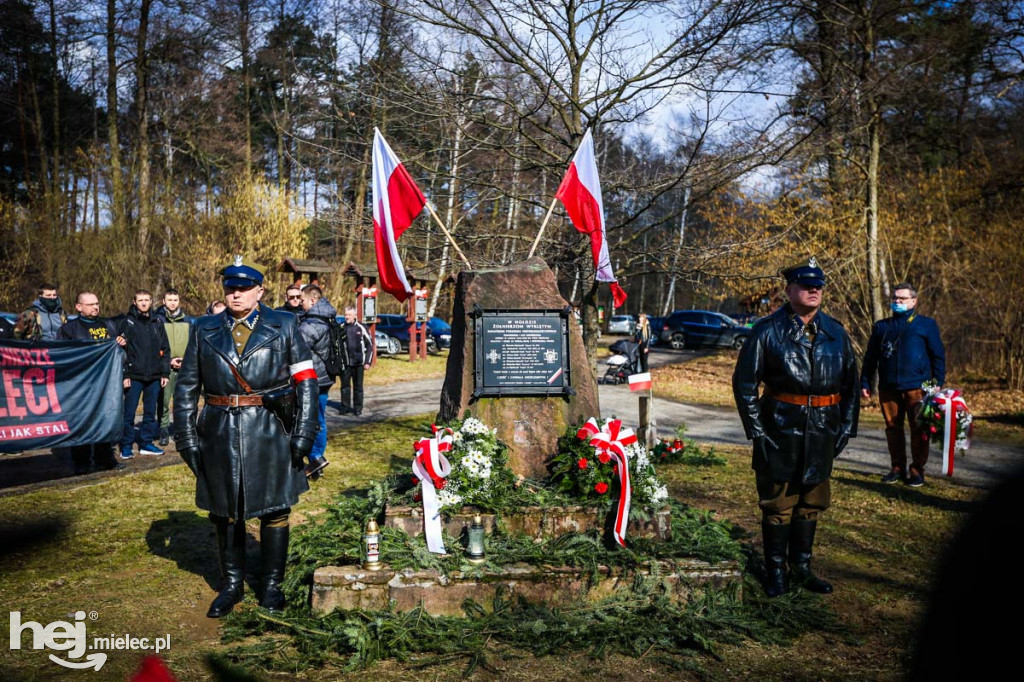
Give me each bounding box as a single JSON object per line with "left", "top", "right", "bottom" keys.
{"left": 425, "top": 203, "right": 472, "bottom": 268}
{"left": 526, "top": 196, "right": 559, "bottom": 259}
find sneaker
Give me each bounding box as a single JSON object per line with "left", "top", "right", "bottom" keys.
{"left": 304, "top": 458, "right": 329, "bottom": 479}
{"left": 907, "top": 471, "right": 925, "bottom": 488}
{"left": 880, "top": 468, "right": 903, "bottom": 484}
{"left": 139, "top": 443, "right": 165, "bottom": 456}
{"left": 120, "top": 447, "right": 135, "bottom": 460}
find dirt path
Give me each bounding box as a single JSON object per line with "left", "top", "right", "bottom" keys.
{"left": 3, "top": 349, "right": 1019, "bottom": 494}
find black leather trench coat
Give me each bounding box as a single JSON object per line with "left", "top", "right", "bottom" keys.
{"left": 732, "top": 306, "right": 859, "bottom": 484}
{"left": 174, "top": 305, "right": 319, "bottom": 519}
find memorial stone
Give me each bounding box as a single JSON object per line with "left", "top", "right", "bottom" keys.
{"left": 439, "top": 258, "right": 600, "bottom": 478}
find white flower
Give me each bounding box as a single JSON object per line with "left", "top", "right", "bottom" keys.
{"left": 651, "top": 485, "right": 669, "bottom": 503}
{"left": 452, "top": 431, "right": 463, "bottom": 443}
{"left": 437, "top": 488, "right": 463, "bottom": 508}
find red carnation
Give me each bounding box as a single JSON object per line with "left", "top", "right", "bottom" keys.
{"left": 595, "top": 482, "right": 608, "bottom": 494}
{"left": 578, "top": 457, "right": 588, "bottom": 469}
{"left": 598, "top": 452, "right": 611, "bottom": 464}
{"left": 930, "top": 425, "right": 938, "bottom": 434}
{"left": 673, "top": 439, "right": 683, "bottom": 449}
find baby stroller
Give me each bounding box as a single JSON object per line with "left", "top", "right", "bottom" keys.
{"left": 602, "top": 340, "right": 640, "bottom": 384}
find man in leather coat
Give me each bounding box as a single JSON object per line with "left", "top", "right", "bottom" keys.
{"left": 174, "top": 256, "right": 319, "bottom": 618}
{"left": 732, "top": 258, "right": 859, "bottom": 597}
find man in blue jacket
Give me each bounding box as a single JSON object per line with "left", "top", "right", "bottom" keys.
{"left": 861, "top": 282, "right": 946, "bottom": 488}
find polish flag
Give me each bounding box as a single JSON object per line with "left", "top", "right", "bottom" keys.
{"left": 555, "top": 129, "right": 627, "bottom": 308}
{"left": 372, "top": 128, "right": 427, "bottom": 302}
{"left": 628, "top": 372, "right": 652, "bottom": 392}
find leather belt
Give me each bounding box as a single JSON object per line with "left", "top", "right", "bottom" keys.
{"left": 763, "top": 387, "right": 841, "bottom": 407}
{"left": 205, "top": 394, "right": 264, "bottom": 407}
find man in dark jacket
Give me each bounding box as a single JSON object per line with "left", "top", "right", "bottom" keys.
{"left": 117, "top": 290, "right": 171, "bottom": 459}
{"left": 861, "top": 282, "right": 946, "bottom": 488}
{"left": 733, "top": 258, "right": 859, "bottom": 597}
{"left": 14, "top": 283, "right": 66, "bottom": 340}
{"left": 275, "top": 284, "right": 304, "bottom": 316}
{"left": 298, "top": 285, "right": 336, "bottom": 477}
{"left": 338, "top": 306, "right": 373, "bottom": 415}
{"left": 57, "top": 291, "right": 127, "bottom": 473}
{"left": 174, "top": 256, "right": 319, "bottom": 617}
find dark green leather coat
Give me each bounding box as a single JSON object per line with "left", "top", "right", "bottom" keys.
{"left": 732, "top": 306, "right": 859, "bottom": 484}
{"left": 173, "top": 305, "right": 318, "bottom": 519}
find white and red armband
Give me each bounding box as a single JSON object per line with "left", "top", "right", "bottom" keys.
{"left": 290, "top": 360, "right": 317, "bottom": 383}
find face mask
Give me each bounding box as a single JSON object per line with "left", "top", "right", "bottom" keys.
{"left": 40, "top": 297, "right": 60, "bottom": 313}
{"left": 891, "top": 303, "right": 909, "bottom": 314}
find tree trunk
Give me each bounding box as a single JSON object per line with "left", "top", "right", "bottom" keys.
{"left": 106, "top": 0, "right": 124, "bottom": 233}
{"left": 135, "top": 0, "right": 153, "bottom": 252}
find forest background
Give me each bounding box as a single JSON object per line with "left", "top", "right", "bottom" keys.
{"left": 1, "top": 0, "right": 1022, "bottom": 387}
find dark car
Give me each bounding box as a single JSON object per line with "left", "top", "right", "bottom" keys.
{"left": 374, "top": 314, "right": 438, "bottom": 353}
{"left": 426, "top": 317, "right": 452, "bottom": 349}
{"left": 659, "top": 310, "right": 750, "bottom": 350}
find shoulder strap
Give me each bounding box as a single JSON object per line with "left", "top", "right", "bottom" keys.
{"left": 227, "top": 362, "right": 254, "bottom": 394}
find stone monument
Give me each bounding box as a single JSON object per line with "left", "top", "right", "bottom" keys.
{"left": 438, "top": 258, "right": 600, "bottom": 478}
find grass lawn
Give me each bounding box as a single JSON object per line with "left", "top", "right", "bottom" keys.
{"left": 365, "top": 352, "right": 449, "bottom": 386}
{"left": 0, "top": 410, "right": 984, "bottom": 681}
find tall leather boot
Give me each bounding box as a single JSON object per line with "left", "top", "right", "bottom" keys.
{"left": 762, "top": 521, "right": 790, "bottom": 598}
{"left": 207, "top": 522, "right": 246, "bottom": 618}
{"left": 259, "top": 525, "right": 289, "bottom": 611}
{"left": 789, "top": 518, "right": 833, "bottom": 594}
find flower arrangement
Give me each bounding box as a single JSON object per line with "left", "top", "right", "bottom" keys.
{"left": 651, "top": 425, "right": 727, "bottom": 467}
{"left": 917, "top": 382, "right": 973, "bottom": 452}
{"left": 429, "top": 417, "right": 517, "bottom": 514}
{"left": 549, "top": 418, "right": 668, "bottom": 513}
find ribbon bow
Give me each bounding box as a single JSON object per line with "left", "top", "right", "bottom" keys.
{"left": 932, "top": 389, "right": 971, "bottom": 477}
{"left": 414, "top": 288, "right": 429, "bottom": 299}
{"left": 360, "top": 286, "right": 377, "bottom": 298}
{"left": 412, "top": 425, "right": 453, "bottom": 553}
{"left": 577, "top": 417, "right": 638, "bottom": 546}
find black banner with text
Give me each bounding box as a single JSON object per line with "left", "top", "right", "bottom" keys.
{"left": 0, "top": 340, "right": 124, "bottom": 453}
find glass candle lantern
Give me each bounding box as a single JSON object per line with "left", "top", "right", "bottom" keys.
{"left": 466, "top": 514, "right": 486, "bottom": 565}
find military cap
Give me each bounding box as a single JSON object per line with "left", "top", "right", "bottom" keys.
{"left": 781, "top": 256, "right": 826, "bottom": 287}
{"left": 220, "top": 255, "right": 266, "bottom": 287}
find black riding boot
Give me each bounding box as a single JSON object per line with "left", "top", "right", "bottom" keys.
{"left": 762, "top": 521, "right": 790, "bottom": 598}
{"left": 208, "top": 522, "right": 246, "bottom": 618}
{"left": 789, "top": 518, "right": 833, "bottom": 594}
{"left": 259, "top": 525, "right": 289, "bottom": 611}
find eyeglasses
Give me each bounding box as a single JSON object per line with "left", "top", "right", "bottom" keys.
{"left": 287, "top": 295, "right": 302, "bottom": 300}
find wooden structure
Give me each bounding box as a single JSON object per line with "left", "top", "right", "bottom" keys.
{"left": 276, "top": 258, "right": 335, "bottom": 287}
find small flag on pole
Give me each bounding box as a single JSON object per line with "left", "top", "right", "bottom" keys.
{"left": 371, "top": 128, "right": 427, "bottom": 302}
{"left": 628, "top": 372, "right": 652, "bottom": 392}
{"left": 555, "top": 129, "right": 627, "bottom": 308}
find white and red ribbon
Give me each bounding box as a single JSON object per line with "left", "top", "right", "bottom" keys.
{"left": 576, "top": 417, "right": 638, "bottom": 546}
{"left": 933, "top": 389, "right": 971, "bottom": 477}
{"left": 414, "top": 288, "right": 429, "bottom": 300}
{"left": 360, "top": 286, "right": 377, "bottom": 298}
{"left": 411, "top": 425, "right": 454, "bottom": 553}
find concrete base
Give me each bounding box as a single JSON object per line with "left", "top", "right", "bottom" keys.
{"left": 312, "top": 560, "right": 743, "bottom": 617}
{"left": 384, "top": 504, "right": 672, "bottom": 542}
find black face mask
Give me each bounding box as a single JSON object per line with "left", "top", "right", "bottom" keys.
{"left": 39, "top": 297, "right": 61, "bottom": 313}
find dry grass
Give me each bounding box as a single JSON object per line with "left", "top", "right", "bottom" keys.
{"left": 364, "top": 351, "right": 450, "bottom": 386}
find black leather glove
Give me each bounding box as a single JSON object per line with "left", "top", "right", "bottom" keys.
{"left": 753, "top": 435, "right": 778, "bottom": 465}
{"left": 290, "top": 436, "right": 314, "bottom": 468}
{"left": 835, "top": 433, "right": 850, "bottom": 457}
{"left": 179, "top": 446, "right": 202, "bottom": 477}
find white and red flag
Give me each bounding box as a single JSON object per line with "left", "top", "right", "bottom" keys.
{"left": 555, "top": 129, "right": 627, "bottom": 308}
{"left": 371, "top": 127, "right": 427, "bottom": 302}
{"left": 628, "top": 372, "right": 652, "bottom": 392}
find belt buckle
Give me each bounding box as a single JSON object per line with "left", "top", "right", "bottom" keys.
{"left": 806, "top": 395, "right": 814, "bottom": 407}
{"left": 230, "top": 394, "right": 241, "bottom": 408}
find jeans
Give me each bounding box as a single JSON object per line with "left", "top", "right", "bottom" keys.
{"left": 123, "top": 378, "right": 161, "bottom": 448}
{"left": 311, "top": 388, "right": 329, "bottom": 461}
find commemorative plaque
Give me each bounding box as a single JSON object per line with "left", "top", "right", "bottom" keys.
{"left": 472, "top": 309, "right": 572, "bottom": 397}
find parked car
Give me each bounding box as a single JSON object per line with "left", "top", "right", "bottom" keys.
{"left": 607, "top": 314, "right": 636, "bottom": 335}
{"left": 0, "top": 311, "right": 17, "bottom": 324}
{"left": 373, "top": 314, "right": 438, "bottom": 353}
{"left": 375, "top": 329, "right": 401, "bottom": 355}
{"left": 659, "top": 310, "right": 751, "bottom": 350}
{"left": 426, "top": 316, "right": 452, "bottom": 349}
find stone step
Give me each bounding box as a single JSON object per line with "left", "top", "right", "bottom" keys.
{"left": 385, "top": 504, "right": 672, "bottom": 541}
{"left": 312, "top": 560, "right": 743, "bottom": 617}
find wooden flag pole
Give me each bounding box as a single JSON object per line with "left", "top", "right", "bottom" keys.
{"left": 425, "top": 203, "right": 472, "bottom": 268}
{"left": 526, "top": 196, "right": 560, "bottom": 259}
